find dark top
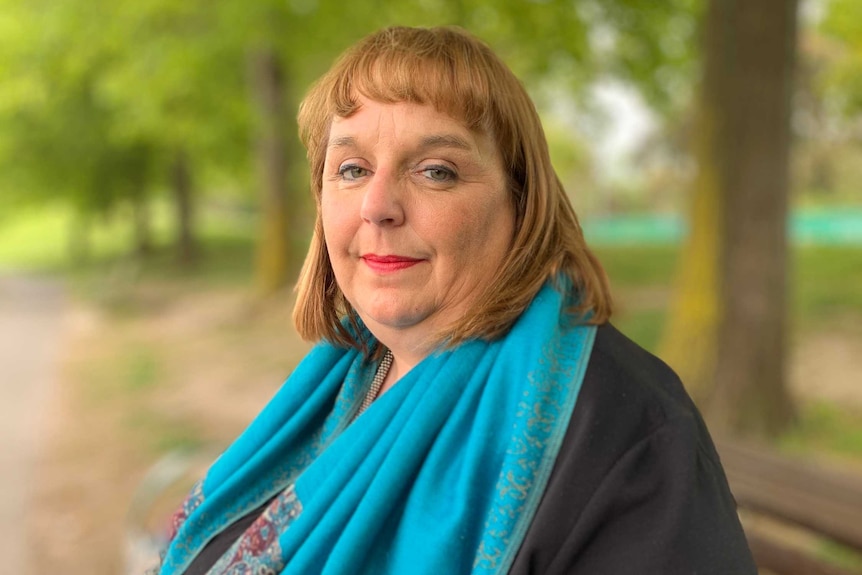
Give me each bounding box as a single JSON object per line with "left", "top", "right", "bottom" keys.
{"left": 184, "top": 323, "right": 756, "bottom": 574}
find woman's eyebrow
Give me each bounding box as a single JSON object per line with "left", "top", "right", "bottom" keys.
{"left": 419, "top": 134, "right": 472, "bottom": 152}
{"left": 327, "top": 136, "right": 357, "bottom": 150}
{"left": 326, "top": 133, "right": 473, "bottom": 152}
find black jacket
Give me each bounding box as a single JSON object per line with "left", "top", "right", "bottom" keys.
{"left": 511, "top": 323, "right": 756, "bottom": 574}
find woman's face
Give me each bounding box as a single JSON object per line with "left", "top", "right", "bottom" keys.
{"left": 321, "top": 97, "right": 515, "bottom": 352}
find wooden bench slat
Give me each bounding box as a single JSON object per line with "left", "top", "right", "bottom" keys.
{"left": 747, "top": 531, "right": 862, "bottom": 575}
{"left": 715, "top": 440, "right": 862, "bottom": 552}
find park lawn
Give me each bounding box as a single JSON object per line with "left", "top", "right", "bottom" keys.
{"left": 595, "top": 243, "right": 862, "bottom": 348}
{"left": 0, "top": 200, "right": 257, "bottom": 277}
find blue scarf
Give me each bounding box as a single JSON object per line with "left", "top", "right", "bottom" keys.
{"left": 159, "top": 282, "right": 596, "bottom": 575}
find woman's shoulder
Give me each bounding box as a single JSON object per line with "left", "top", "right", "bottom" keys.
{"left": 578, "top": 322, "right": 718, "bottom": 456}
{"left": 586, "top": 322, "right": 693, "bottom": 419}
{"left": 557, "top": 321, "right": 719, "bottom": 476}
{"left": 571, "top": 321, "right": 730, "bottom": 493}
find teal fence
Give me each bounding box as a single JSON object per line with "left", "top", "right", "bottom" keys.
{"left": 582, "top": 208, "right": 862, "bottom": 246}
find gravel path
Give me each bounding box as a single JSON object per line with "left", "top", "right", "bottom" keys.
{"left": 0, "top": 274, "right": 65, "bottom": 574}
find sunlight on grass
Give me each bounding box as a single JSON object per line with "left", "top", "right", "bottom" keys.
{"left": 780, "top": 401, "right": 862, "bottom": 461}
{"left": 0, "top": 200, "right": 260, "bottom": 275}
{"left": 0, "top": 204, "right": 71, "bottom": 269}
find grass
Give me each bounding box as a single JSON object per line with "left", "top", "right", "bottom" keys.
{"left": 82, "top": 344, "right": 165, "bottom": 403}
{"left": 780, "top": 401, "right": 862, "bottom": 461}
{"left": 0, "top": 200, "right": 258, "bottom": 280}
{"left": 816, "top": 540, "right": 862, "bottom": 572}
{"left": 125, "top": 347, "right": 162, "bottom": 392}
{"left": 593, "top": 245, "right": 678, "bottom": 351}
{"left": 594, "top": 245, "right": 678, "bottom": 288}
{"left": 608, "top": 308, "right": 667, "bottom": 352}
{"left": 0, "top": 204, "right": 78, "bottom": 270}
{"left": 128, "top": 409, "right": 206, "bottom": 454}
{"left": 65, "top": 233, "right": 257, "bottom": 305}
{"left": 595, "top": 243, "right": 862, "bottom": 328}
{"left": 793, "top": 245, "right": 862, "bottom": 325}
{"left": 4, "top": 204, "right": 861, "bottom": 322}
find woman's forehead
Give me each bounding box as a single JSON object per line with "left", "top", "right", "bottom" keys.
{"left": 325, "top": 99, "right": 497, "bottom": 158}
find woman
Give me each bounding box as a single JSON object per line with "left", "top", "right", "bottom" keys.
{"left": 157, "top": 26, "right": 756, "bottom": 575}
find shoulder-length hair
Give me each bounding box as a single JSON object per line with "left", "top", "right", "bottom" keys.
{"left": 294, "top": 25, "right": 611, "bottom": 353}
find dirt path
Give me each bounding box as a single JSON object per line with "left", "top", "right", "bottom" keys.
{"left": 0, "top": 274, "right": 65, "bottom": 575}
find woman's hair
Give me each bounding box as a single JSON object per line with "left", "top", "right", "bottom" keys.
{"left": 294, "top": 25, "right": 611, "bottom": 352}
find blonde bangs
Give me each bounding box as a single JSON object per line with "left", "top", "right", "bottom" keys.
{"left": 333, "top": 30, "right": 494, "bottom": 131}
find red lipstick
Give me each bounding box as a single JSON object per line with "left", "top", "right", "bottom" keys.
{"left": 362, "top": 254, "right": 423, "bottom": 273}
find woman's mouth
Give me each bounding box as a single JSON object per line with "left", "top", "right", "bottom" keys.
{"left": 361, "top": 254, "right": 424, "bottom": 273}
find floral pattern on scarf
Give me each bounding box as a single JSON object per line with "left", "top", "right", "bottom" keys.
{"left": 205, "top": 484, "right": 302, "bottom": 574}
{"left": 166, "top": 479, "right": 206, "bottom": 544}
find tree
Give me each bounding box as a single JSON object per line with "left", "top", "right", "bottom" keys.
{"left": 248, "top": 46, "right": 298, "bottom": 293}
{"left": 660, "top": 0, "right": 799, "bottom": 438}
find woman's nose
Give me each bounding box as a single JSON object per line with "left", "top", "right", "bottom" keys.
{"left": 359, "top": 169, "right": 405, "bottom": 226}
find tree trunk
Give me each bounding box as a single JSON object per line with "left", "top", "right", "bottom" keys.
{"left": 708, "top": 0, "right": 798, "bottom": 436}
{"left": 658, "top": 110, "right": 721, "bottom": 400}
{"left": 131, "top": 187, "right": 152, "bottom": 258}
{"left": 172, "top": 149, "right": 197, "bottom": 264}
{"left": 249, "top": 47, "right": 294, "bottom": 295}
{"left": 661, "top": 0, "right": 798, "bottom": 438}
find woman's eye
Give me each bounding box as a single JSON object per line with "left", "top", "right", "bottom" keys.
{"left": 421, "top": 166, "right": 455, "bottom": 182}
{"left": 338, "top": 165, "right": 368, "bottom": 180}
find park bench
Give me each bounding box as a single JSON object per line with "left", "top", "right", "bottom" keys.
{"left": 715, "top": 439, "right": 862, "bottom": 575}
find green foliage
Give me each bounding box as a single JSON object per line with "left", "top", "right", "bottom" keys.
{"left": 0, "top": 0, "right": 702, "bottom": 202}
{"left": 793, "top": 0, "right": 862, "bottom": 203}
{"left": 577, "top": 0, "right": 703, "bottom": 114}
{"left": 821, "top": 0, "right": 862, "bottom": 115}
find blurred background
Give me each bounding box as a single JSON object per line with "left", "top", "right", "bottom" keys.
{"left": 1, "top": 0, "right": 860, "bottom": 573}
